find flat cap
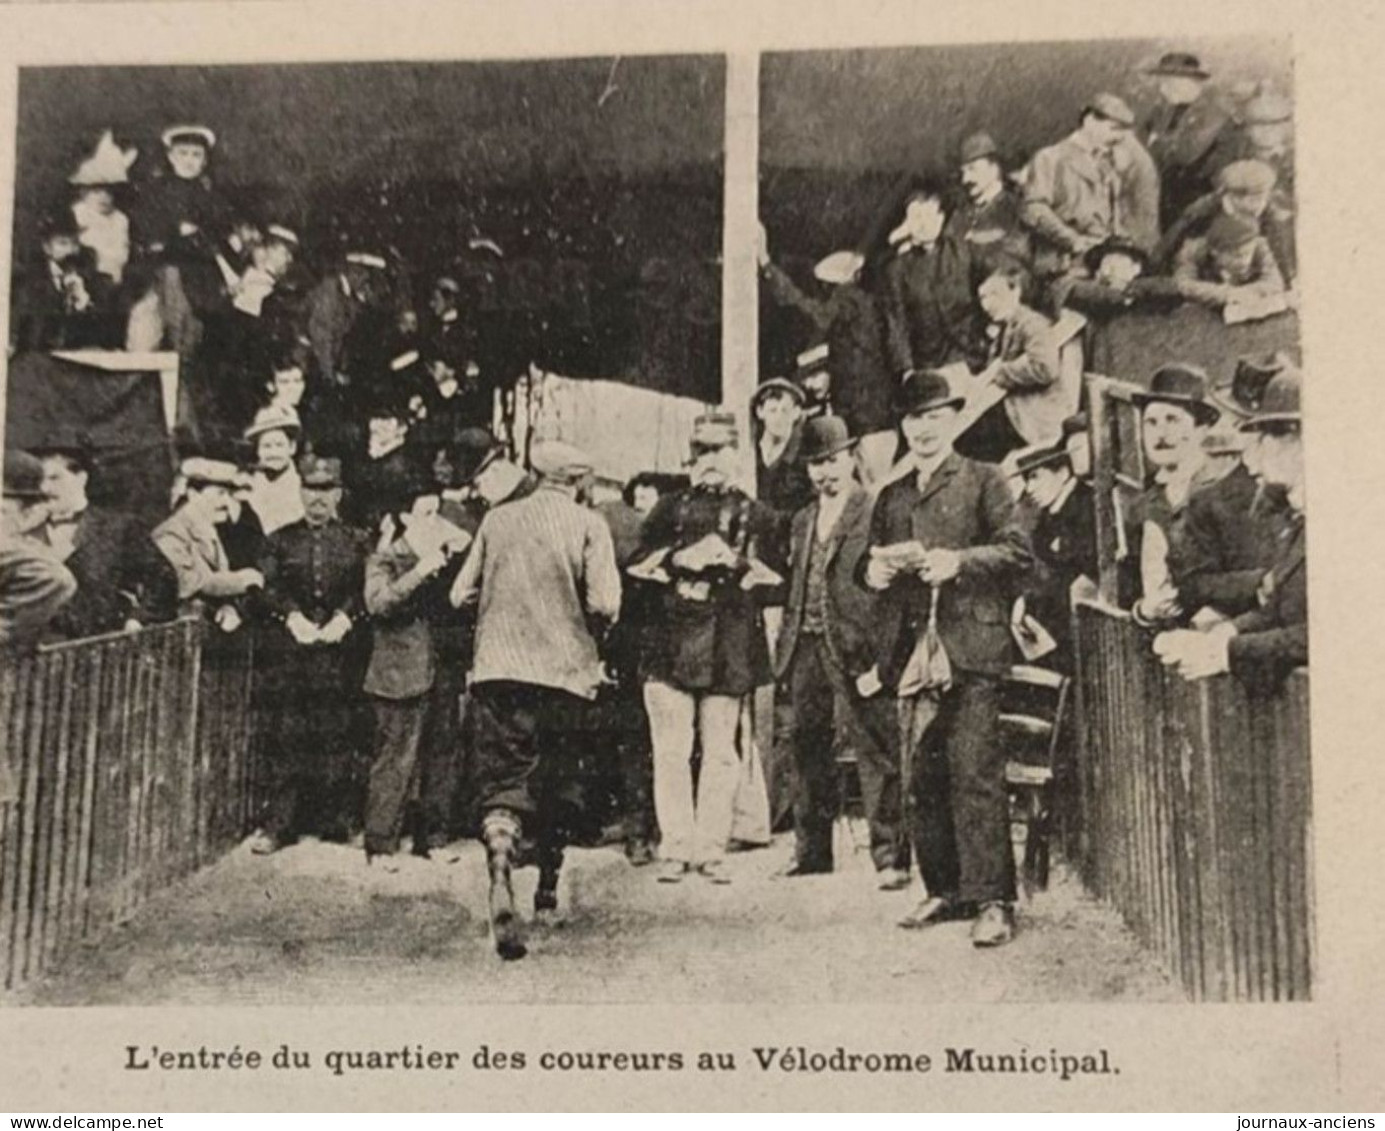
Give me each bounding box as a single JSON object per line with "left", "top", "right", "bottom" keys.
{"left": 1243, "top": 92, "right": 1292, "bottom": 125}
{"left": 529, "top": 439, "right": 594, "bottom": 482}
{"left": 813, "top": 250, "right": 865, "bottom": 285}
{"left": 3, "top": 451, "right": 47, "bottom": 500}
{"left": 179, "top": 457, "right": 240, "bottom": 488}
{"left": 690, "top": 412, "right": 740, "bottom": 450}
{"left": 1204, "top": 212, "right": 1262, "bottom": 253}
{"left": 161, "top": 124, "right": 216, "bottom": 149}
{"left": 1217, "top": 159, "right": 1278, "bottom": 196}
{"left": 298, "top": 454, "right": 343, "bottom": 488}
{"left": 959, "top": 131, "right": 1001, "bottom": 165}
{"left": 1085, "top": 92, "right": 1136, "bottom": 128}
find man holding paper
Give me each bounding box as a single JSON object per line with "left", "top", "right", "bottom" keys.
{"left": 862, "top": 370, "right": 1033, "bottom": 947}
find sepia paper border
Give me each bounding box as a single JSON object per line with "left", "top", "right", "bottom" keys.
{"left": 0, "top": 0, "right": 1383, "bottom": 1112}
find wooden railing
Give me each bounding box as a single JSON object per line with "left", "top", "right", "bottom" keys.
{"left": 1072, "top": 601, "right": 1313, "bottom": 1001}
{"left": 0, "top": 620, "right": 256, "bottom": 993}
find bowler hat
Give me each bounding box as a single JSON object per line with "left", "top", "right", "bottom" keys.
{"left": 1213, "top": 350, "right": 1294, "bottom": 416}
{"left": 298, "top": 455, "right": 343, "bottom": 488}
{"left": 799, "top": 416, "right": 858, "bottom": 463}
{"left": 1131, "top": 364, "right": 1220, "bottom": 425}
{"left": 3, "top": 451, "right": 47, "bottom": 500}
{"left": 1083, "top": 235, "right": 1150, "bottom": 274}
{"left": 1239, "top": 367, "right": 1302, "bottom": 431}
{"left": 751, "top": 377, "right": 806, "bottom": 410}
{"left": 959, "top": 131, "right": 1001, "bottom": 165}
{"left": 1085, "top": 92, "right": 1136, "bottom": 128}
{"left": 1147, "top": 52, "right": 1210, "bottom": 80}
{"left": 1013, "top": 442, "right": 1070, "bottom": 477}
{"left": 897, "top": 369, "right": 965, "bottom": 417}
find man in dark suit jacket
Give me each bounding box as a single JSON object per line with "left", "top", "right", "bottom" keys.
{"left": 775, "top": 416, "right": 907, "bottom": 885}
{"left": 1156, "top": 368, "right": 1306, "bottom": 692}
{"left": 35, "top": 446, "right": 177, "bottom": 639}
{"left": 880, "top": 180, "right": 983, "bottom": 376}
{"left": 862, "top": 370, "right": 1033, "bottom": 946}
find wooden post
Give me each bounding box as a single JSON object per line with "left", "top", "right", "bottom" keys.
{"left": 721, "top": 52, "right": 760, "bottom": 494}
{"left": 1086, "top": 374, "right": 1121, "bottom": 606}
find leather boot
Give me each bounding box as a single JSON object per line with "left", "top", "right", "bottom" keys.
{"left": 482, "top": 811, "right": 527, "bottom": 961}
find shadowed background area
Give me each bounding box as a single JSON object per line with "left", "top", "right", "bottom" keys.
{"left": 759, "top": 37, "right": 1292, "bottom": 377}
{"left": 13, "top": 55, "right": 726, "bottom": 400}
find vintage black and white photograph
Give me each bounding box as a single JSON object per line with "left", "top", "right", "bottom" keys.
{"left": 0, "top": 34, "right": 1309, "bottom": 1013}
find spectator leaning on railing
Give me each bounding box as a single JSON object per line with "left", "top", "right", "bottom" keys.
{"left": 0, "top": 451, "right": 76, "bottom": 653}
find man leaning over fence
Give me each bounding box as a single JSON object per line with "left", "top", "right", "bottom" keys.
{"left": 1155, "top": 366, "right": 1305, "bottom": 691}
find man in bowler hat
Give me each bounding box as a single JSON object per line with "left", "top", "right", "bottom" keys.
{"left": 863, "top": 370, "right": 1032, "bottom": 946}
{"left": 776, "top": 415, "right": 908, "bottom": 887}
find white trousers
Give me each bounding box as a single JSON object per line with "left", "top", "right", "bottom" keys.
{"left": 643, "top": 681, "right": 742, "bottom": 865}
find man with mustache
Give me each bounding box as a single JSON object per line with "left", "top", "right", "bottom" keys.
{"left": 950, "top": 132, "right": 1030, "bottom": 273}
{"left": 1123, "top": 365, "right": 1223, "bottom": 627}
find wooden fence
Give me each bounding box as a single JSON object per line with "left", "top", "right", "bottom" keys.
{"left": 0, "top": 620, "right": 256, "bottom": 993}
{"left": 1073, "top": 601, "right": 1314, "bottom": 1001}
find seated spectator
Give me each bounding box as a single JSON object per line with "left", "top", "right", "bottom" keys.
{"left": 950, "top": 131, "right": 1030, "bottom": 272}
{"left": 1, "top": 451, "right": 76, "bottom": 653}
{"left": 956, "top": 264, "right": 1071, "bottom": 461}
{"left": 1173, "top": 212, "right": 1286, "bottom": 312}
{"left": 1050, "top": 236, "right": 1181, "bottom": 318}
{"left": 35, "top": 439, "right": 176, "bottom": 638}
{"left": 151, "top": 457, "right": 265, "bottom": 626}
{"left": 228, "top": 224, "right": 299, "bottom": 319}
{"left": 882, "top": 178, "right": 981, "bottom": 375}
{"left": 1210, "top": 91, "right": 1295, "bottom": 280}
{"left": 1155, "top": 159, "right": 1287, "bottom": 280}
{"left": 418, "top": 340, "right": 490, "bottom": 450}
{"left": 1022, "top": 93, "right": 1160, "bottom": 279}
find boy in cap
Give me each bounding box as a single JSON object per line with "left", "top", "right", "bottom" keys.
{"left": 1173, "top": 211, "right": 1287, "bottom": 312}
{"left": 1022, "top": 93, "right": 1160, "bottom": 277}
{"left": 775, "top": 415, "right": 908, "bottom": 886}
{"left": 1158, "top": 157, "right": 1294, "bottom": 284}
{"left": 450, "top": 439, "right": 622, "bottom": 958}
{"left": 863, "top": 370, "right": 1033, "bottom": 946}
{"left": 751, "top": 377, "right": 813, "bottom": 524}
{"left": 1, "top": 451, "right": 76, "bottom": 652}
{"left": 634, "top": 413, "right": 785, "bottom": 886}
{"left": 255, "top": 454, "right": 370, "bottom": 850}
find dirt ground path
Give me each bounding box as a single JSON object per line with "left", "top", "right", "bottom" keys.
{"left": 17, "top": 833, "right": 1180, "bottom": 1006}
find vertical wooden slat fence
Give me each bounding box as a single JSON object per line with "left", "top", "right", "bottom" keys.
{"left": 0, "top": 619, "right": 256, "bottom": 993}
{"left": 1074, "top": 600, "right": 1313, "bottom": 1001}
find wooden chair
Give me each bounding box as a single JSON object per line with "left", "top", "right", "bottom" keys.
{"left": 999, "top": 663, "right": 1071, "bottom": 894}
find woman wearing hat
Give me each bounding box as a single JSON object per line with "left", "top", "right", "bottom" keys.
{"left": 243, "top": 404, "right": 306, "bottom": 535}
